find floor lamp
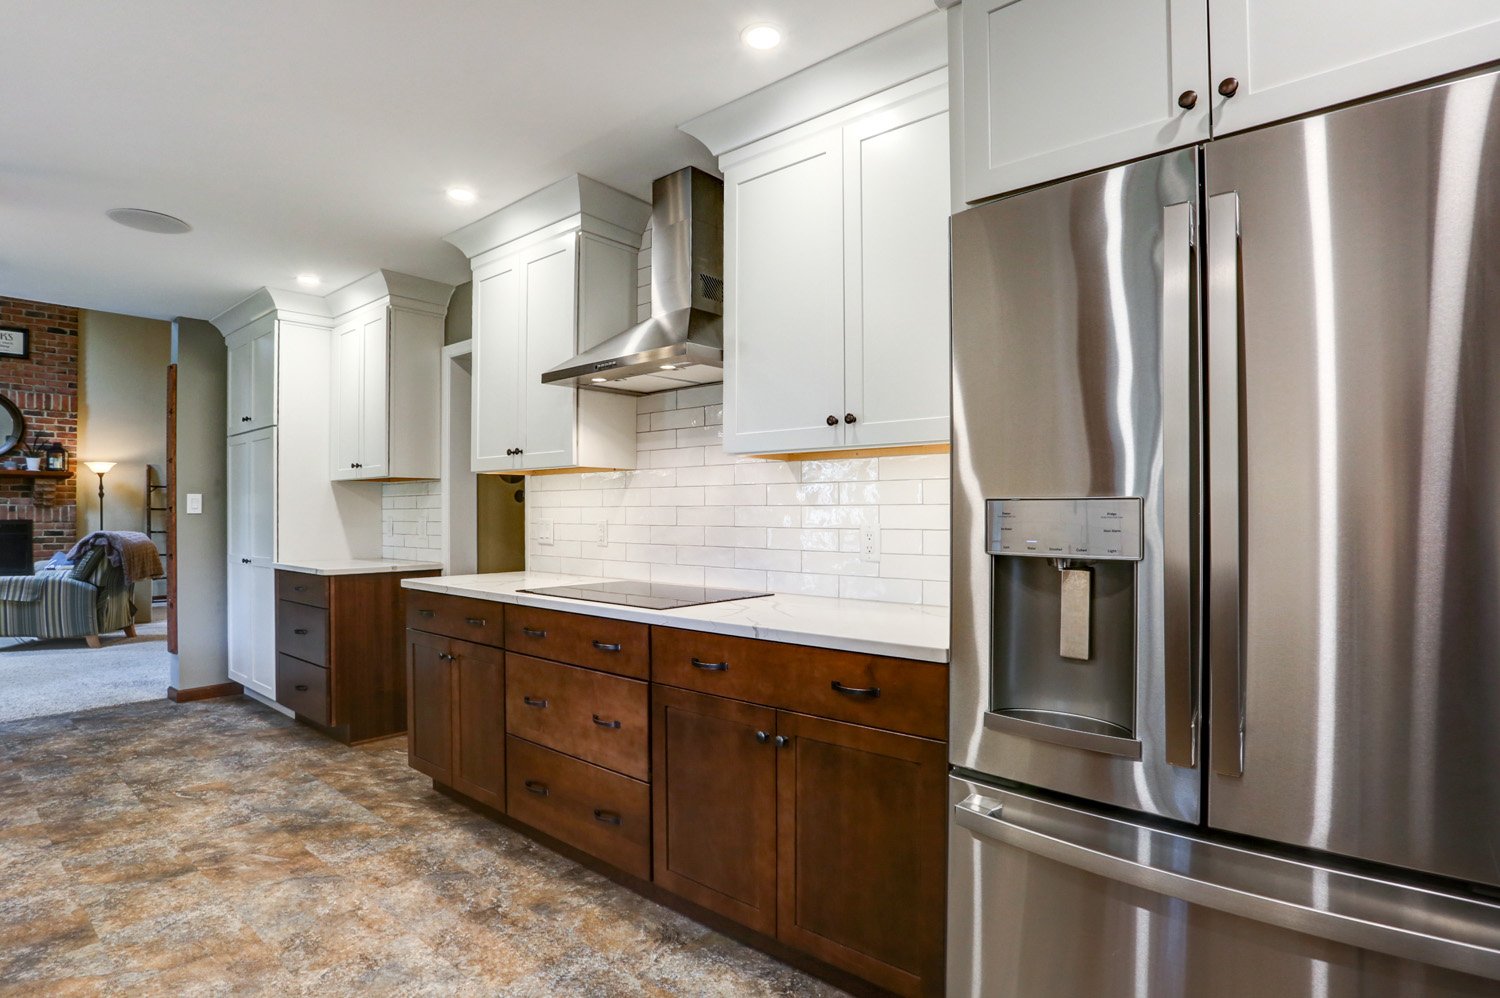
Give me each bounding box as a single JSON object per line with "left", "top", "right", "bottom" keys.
{"left": 84, "top": 461, "right": 116, "bottom": 532}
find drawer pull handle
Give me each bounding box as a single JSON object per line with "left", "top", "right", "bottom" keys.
{"left": 691, "top": 657, "right": 728, "bottom": 672}
{"left": 465, "top": 617, "right": 486, "bottom": 626}
{"left": 592, "top": 809, "right": 622, "bottom": 826}
{"left": 523, "top": 627, "right": 547, "bottom": 639}
{"left": 295, "top": 684, "right": 309, "bottom": 692}
{"left": 523, "top": 696, "right": 549, "bottom": 709}
{"left": 416, "top": 609, "right": 434, "bottom": 617}
{"left": 293, "top": 628, "right": 309, "bottom": 636}
{"left": 293, "top": 585, "right": 307, "bottom": 592}
{"left": 831, "top": 681, "right": 881, "bottom": 699}
{"left": 591, "top": 714, "right": 621, "bottom": 730}
{"left": 592, "top": 640, "right": 622, "bottom": 653}
{"left": 438, "top": 652, "right": 456, "bottom": 661}
{"left": 524, "top": 780, "right": 549, "bottom": 797}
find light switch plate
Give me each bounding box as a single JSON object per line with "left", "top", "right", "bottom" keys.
{"left": 535, "top": 519, "right": 554, "bottom": 545}
{"left": 596, "top": 521, "right": 609, "bottom": 547}
{"left": 186, "top": 493, "right": 203, "bottom": 514}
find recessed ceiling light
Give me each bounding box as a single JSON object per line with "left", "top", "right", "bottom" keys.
{"left": 590, "top": 377, "right": 608, "bottom": 383}
{"left": 660, "top": 364, "right": 677, "bottom": 370}
{"left": 741, "top": 23, "right": 782, "bottom": 50}
{"left": 105, "top": 208, "right": 191, "bottom": 234}
{"left": 296, "top": 273, "right": 321, "bottom": 288}
{"left": 446, "top": 187, "right": 477, "bottom": 204}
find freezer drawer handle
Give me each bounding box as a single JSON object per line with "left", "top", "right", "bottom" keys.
{"left": 690, "top": 657, "right": 728, "bottom": 672}
{"left": 952, "top": 793, "right": 1500, "bottom": 981}
{"left": 830, "top": 681, "right": 880, "bottom": 699}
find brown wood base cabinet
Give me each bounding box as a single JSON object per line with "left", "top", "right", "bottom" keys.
{"left": 405, "top": 596, "right": 947, "bottom": 998}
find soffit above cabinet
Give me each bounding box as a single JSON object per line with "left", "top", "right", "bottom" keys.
{"left": 325, "top": 269, "right": 456, "bottom": 320}
{"left": 444, "top": 175, "right": 651, "bottom": 265}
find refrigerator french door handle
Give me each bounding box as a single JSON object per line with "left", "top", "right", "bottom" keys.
{"left": 952, "top": 792, "right": 1500, "bottom": 981}
{"left": 1206, "top": 192, "right": 1245, "bottom": 778}
{"left": 1162, "top": 200, "right": 1198, "bottom": 769}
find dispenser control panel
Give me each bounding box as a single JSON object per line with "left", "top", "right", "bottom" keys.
{"left": 986, "top": 498, "right": 1143, "bottom": 561}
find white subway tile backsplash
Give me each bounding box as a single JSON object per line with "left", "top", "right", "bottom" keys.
{"left": 524, "top": 387, "right": 951, "bottom": 606}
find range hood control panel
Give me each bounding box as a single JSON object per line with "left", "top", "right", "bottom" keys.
{"left": 986, "top": 498, "right": 1143, "bottom": 561}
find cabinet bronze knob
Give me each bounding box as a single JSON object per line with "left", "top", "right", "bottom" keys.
{"left": 774, "top": 735, "right": 790, "bottom": 748}
{"left": 826, "top": 415, "right": 838, "bottom": 426}
{"left": 844, "top": 413, "right": 856, "bottom": 424}
{"left": 1218, "top": 77, "right": 1239, "bottom": 98}
{"left": 755, "top": 730, "right": 770, "bottom": 744}
{"left": 1177, "top": 90, "right": 1198, "bottom": 110}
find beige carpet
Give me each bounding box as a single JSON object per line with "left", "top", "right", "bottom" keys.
{"left": 0, "top": 611, "right": 168, "bottom": 722}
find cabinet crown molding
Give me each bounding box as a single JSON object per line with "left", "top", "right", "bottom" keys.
{"left": 680, "top": 11, "right": 947, "bottom": 158}
{"left": 444, "top": 174, "right": 650, "bottom": 262}
{"left": 325, "top": 269, "right": 456, "bottom": 320}
{"left": 212, "top": 286, "right": 331, "bottom": 338}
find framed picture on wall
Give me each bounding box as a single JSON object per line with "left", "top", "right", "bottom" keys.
{"left": 0, "top": 327, "right": 28, "bottom": 359}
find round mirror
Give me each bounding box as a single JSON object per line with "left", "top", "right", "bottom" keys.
{"left": 0, "top": 397, "right": 22, "bottom": 458}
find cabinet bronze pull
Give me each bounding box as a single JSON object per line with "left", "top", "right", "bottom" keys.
{"left": 437, "top": 652, "right": 455, "bottom": 661}
{"left": 524, "top": 780, "right": 549, "bottom": 796}
{"left": 774, "top": 735, "right": 790, "bottom": 748}
{"left": 523, "top": 627, "right": 547, "bottom": 639}
{"left": 755, "top": 730, "right": 770, "bottom": 744}
{"left": 844, "top": 412, "right": 856, "bottom": 424}
{"left": 293, "top": 585, "right": 307, "bottom": 592}
{"left": 691, "top": 657, "right": 728, "bottom": 672}
{"left": 294, "top": 684, "right": 308, "bottom": 692}
{"left": 241, "top": 416, "right": 251, "bottom": 422}
{"left": 293, "top": 628, "right": 309, "bottom": 636}
{"left": 465, "top": 617, "right": 486, "bottom": 626}
{"left": 1218, "top": 77, "right": 1239, "bottom": 98}
{"left": 592, "top": 809, "right": 622, "bottom": 826}
{"left": 523, "top": 696, "right": 548, "bottom": 709}
{"left": 1177, "top": 89, "right": 1198, "bottom": 110}
{"left": 591, "top": 714, "right": 621, "bottom": 730}
{"left": 825, "top": 414, "right": 838, "bottom": 426}
{"left": 592, "top": 640, "right": 622, "bottom": 653}
{"left": 830, "top": 681, "right": 881, "bottom": 699}
{"left": 416, "top": 608, "right": 434, "bottom": 617}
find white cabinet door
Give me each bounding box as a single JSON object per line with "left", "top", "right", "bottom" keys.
{"left": 960, "top": 0, "right": 1210, "bottom": 203}
{"left": 472, "top": 258, "right": 523, "bottom": 472}
{"left": 520, "top": 235, "right": 578, "bottom": 470}
{"left": 227, "top": 560, "right": 276, "bottom": 698}
{"left": 250, "top": 321, "right": 275, "bottom": 429}
{"left": 725, "top": 130, "right": 847, "bottom": 455}
{"left": 229, "top": 427, "right": 275, "bottom": 566}
{"left": 227, "top": 338, "right": 253, "bottom": 435}
{"left": 227, "top": 433, "right": 251, "bottom": 561}
{"left": 1209, "top": 0, "right": 1500, "bottom": 136}
{"left": 358, "top": 307, "right": 390, "bottom": 479}
{"left": 329, "top": 318, "right": 363, "bottom": 480}
{"left": 843, "top": 91, "right": 952, "bottom": 448}
{"left": 227, "top": 315, "right": 275, "bottom": 434}
{"left": 226, "top": 559, "right": 252, "bottom": 688}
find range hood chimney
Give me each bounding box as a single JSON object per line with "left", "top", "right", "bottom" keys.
{"left": 542, "top": 167, "right": 724, "bottom": 395}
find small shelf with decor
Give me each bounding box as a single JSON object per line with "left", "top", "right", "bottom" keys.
{"left": 0, "top": 469, "right": 72, "bottom": 480}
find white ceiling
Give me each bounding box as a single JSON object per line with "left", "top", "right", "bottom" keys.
{"left": 0, "top": 0, "right": 932, "bottom": 321}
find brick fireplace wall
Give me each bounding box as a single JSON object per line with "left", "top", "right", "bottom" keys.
{"left": 0, "top": 297, "right": 79, "bottom": 563}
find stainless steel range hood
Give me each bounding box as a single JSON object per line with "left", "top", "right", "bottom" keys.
{"left": 542, "top": 167, "right": 723, "bottom": 395}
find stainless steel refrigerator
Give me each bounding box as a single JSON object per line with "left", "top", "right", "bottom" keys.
{"left": 949, "top": 67, "right": 1500, "bottom": 996}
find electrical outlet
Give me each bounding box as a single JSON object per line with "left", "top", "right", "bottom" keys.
{"left": 535, "top": 519, "right": 554, "bottom": 546}
{"left": 596, "top": 520, "right": 609, "bottom": 547}
{"left": 185, "top": 493, "right": 203, "bottom": 514}
{"left": 861, "top": 527, "right": 880, "bottom": 562}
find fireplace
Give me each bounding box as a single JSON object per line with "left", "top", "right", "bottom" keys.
{"left": 0, "top": 521, "right": 34, "bottom": 575}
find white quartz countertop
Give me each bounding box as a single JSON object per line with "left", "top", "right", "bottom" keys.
{"left": 274, "top": 559, "right": 445, "bottom": 577}
{"left": 401, "top": 572, "right": 950, "bottom": 663}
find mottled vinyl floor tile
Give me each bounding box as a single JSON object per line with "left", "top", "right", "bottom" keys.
{"left": 0, "top": 696, "right": 842, "bottom": 996}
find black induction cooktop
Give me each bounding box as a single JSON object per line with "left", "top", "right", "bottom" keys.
{"left": 520, "top": 580, "right": 772, "bottom": 610}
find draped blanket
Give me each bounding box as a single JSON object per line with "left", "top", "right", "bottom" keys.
{"left": 67, "top": 531, "right": 164, "bottom": 585}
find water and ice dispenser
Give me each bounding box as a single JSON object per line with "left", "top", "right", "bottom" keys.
{"left": 985, "top": 498, "right": 1144, "bottom": 758}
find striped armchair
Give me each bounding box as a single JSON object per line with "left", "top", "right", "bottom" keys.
{"left": 0, "top": 549, "right": 137, "bottom": 647}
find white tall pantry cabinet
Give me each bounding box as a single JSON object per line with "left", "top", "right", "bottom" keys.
{"left": 214, "top": 288, "right": 384, "bottom": 701}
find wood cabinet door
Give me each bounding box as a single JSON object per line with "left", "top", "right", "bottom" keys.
{"left": 959, "top": 0, "right": 1210, "bottom": 203}
{"left": 329, "top": 318, "right": 363, "bottom": 480}
{"left": 652, "top": 687, "right": 778, "bottom": 935}
{"left": 723, "top": 129, "right": 847, "bottom": 455}
{"left": 357, "top": 305, "right": 390, "bottom": 479}
{"left": 842, "top": 83, "right": 952, "bottom": 448}
{"left": 1208, "top": 0, "right": 1500, "bottom": 138}
{"left": 472, "top": 257, "right": 523, "bottom": 472}
{"left": 520, "top": 234, "right": 578, "bottom": 470}
{"left": 407, "top": 629, "right": 453, "bottom": 784}
{"left": 775, "top": 712, "right": 947, "bottom": 998}
{"left": 451, "top": 640, "right": 504, "bottom": 809}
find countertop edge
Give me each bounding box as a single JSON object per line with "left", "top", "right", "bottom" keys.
{"left": 400, "top": 577, "right": 950, "bottom": 663}
{"left": 275, "top": 561, "right": 446, "bottom": 577}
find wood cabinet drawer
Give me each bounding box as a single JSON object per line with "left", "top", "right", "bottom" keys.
{"left": 276, "top": 600, "right": 328, "bottom": 667}
{"left": 505, "top": 654, "right": 648, "bottom": 780}
{"left": 505, "top": 736, "right": 650, "bottom": 880}
{"left": 405, "top": 593, "right": 504, "bottom": 647}
{"left": 505, "top": 606, "right": 649, "bottom": 679}
{"left": 275, "top": 571, "right": 328, "bottom": 609}
{"left": 276, "top": 653, "right": 329, "bottom": 724}
{"left": 652, "top": 627, "right": 947, "bottom": 740}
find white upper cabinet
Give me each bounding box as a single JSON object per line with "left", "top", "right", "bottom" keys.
{"left": 227, "top": 314, "right": 276, "bottom": 434}
{"left": 326, "top": 271, "right": 451, "bottom": 481}
{"left": 696, "top": 56, "right": 953, "bottom": 457}
{"left": 446, "top": 175, "right": 647, "bottom": 474}
{"left": 1208, "top": 0, "right": 1500, "bottom": 136}
{"left": 959, "top": 0, "right": 1210, "bottom": 203}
